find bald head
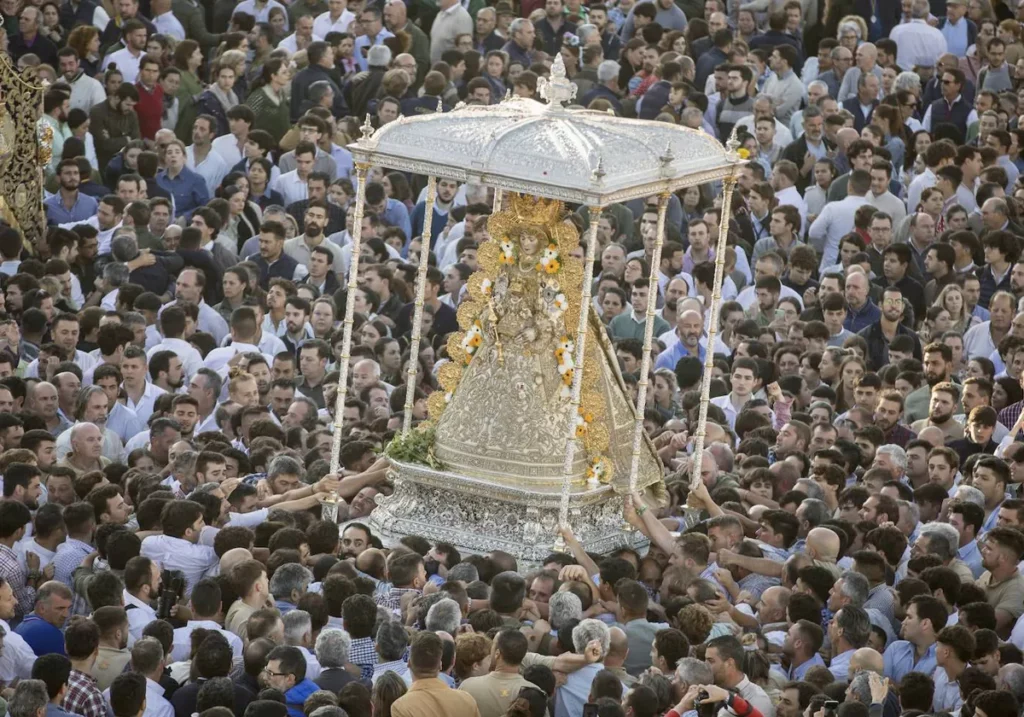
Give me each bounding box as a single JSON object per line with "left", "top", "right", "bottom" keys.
{"left": 837, "top": 127, "right": 861, "bottom": 149}
{"left": 806, "top": 527, "right": 840, "bottom": 562}
{"left": 220, "top": 547, "right": 253, "bottom": 574}
{"left": 916, "top": 426, "right": 945, "bottom": 448}
{"left": 606, "top": 626, "right": 628, "bottom": 663}
{"left": 849, "top": 647, "right": 884, "bottom": 675}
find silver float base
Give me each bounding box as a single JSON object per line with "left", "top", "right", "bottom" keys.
{"left": 365, "top": 459, "right": 648, "bottom": 567}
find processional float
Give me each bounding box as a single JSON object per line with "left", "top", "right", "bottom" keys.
{"left": 327, "top": 56, "right": 745, "bottom": 564}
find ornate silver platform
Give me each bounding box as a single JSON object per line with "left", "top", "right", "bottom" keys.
{"left": 365, "top": 459, "right": 648, "bottom": 565}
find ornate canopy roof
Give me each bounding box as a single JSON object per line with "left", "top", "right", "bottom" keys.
{"left": 348, "top": 55, "right": 743, "bottom": 206}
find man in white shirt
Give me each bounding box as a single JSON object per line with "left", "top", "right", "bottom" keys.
{"left": 59, "top": 49, "right": 106, "bottom": 112}
{"left": 160, "top": 268, "right": 230, "bottom": 344}
{"left": 105, "top": 638, "right": 175, "bottom": 717}
{"left": 24, "top": 313, "right": 97, "bottom": 379}
{"left": 147, "top": 305, "right": 203, "bottom": 380}
{"left": 120, "top": 346, "right": 166, "bottom": 424}
{"left": 170, "top": 578, "right": 243, "bottom": 661}
{"left": 122, "top": 556, "right": 160, "bottom": 642}
{"left": 210, "top": 106, "right": 253, "bottom": 167}
{"left": 141, "top": 501, "right": 219, "bottom": 597}
{"left": 236, "top": 0, "right": 289, "bottom": 28}
{"left": 206, "top": 307, "right": 274, "bottom": 375}
{"left": 890, "top": 0, "right": 947, "bottom": 71}
{"left": 810, "top": 168, "right": 872, "bottom": 271}
{"left": 150, "top": 0, "right": 185, "bottom": 39}
{"left": 278, "top": 15, "right": 321, "bottom": 54}
{"left": 314, "top": 0, "right": 354, "bottom": 38}
{"left": 272, "top": 142, "right": 317, "bottom": 206}
{"left": 186, "top": 116, "right": 229, "bottom": 197}
{"left": 101, "top": 19, "right": 149, "bottom": 84}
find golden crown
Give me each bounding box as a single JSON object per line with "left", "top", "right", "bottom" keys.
{"left": 506, "top": 193, "right": 564, "bottom": 227}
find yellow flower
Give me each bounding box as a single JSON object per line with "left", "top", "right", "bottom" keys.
{"left": 737, "top": 148, "right": 750, "bottom": 159}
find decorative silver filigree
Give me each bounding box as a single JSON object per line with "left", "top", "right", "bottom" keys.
{"left": 366, "top": 460, "right": 649, "bottom": 565}
{"left": 538, "top": 54, "right": 578, "bottom": 108}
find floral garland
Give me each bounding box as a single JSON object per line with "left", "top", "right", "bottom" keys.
{"left": 537, "top": 243, "right": 562, "bottom": 274}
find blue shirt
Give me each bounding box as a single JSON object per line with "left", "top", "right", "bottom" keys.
{"left": 932, "top": 666, "right": 962, "bottom": 713}
{"left": 829, "top": 648, "right": 853, "bottom": 682}
{"left": 156, "top": 167, "right": 209, "bottom": 219}
{"left": 555, "top": 663, "right": 626, "bottom": 717}
{"left": 959, "top": 540, "right": 984, "bottom": 578}
{"left": 790, "top": 653, "right": 825, "bottom": 680}
{"left": 883, "top": 640, "right": 937, "bottom": 682}
{"left": 14, "top": 614, "right": 66, "bottom": 656}
{"left": 44, "top": 192, "right": 97, "bottom": 226}
{"left": 654, "top": 340, "right": 705, "bottom": 371}
{"left": 941, "top": 18, "right": 970, "bottom": 57}
{"left": 980, "top": 501, "right": 1004, "bottom": 535}
{"left": 379, "top": 197, "right": 411, "bottom": 241}
{"left": 53, "top": 538, "right": 94, "bottom": 615}
{"left": 105, "top": 401, "right": 144, "bottom": 444}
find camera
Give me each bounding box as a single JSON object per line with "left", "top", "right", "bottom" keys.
{"left": 824, "top": 700, "right": 840, "bottom": 717}
{"left": 156, "top": 570, "right": 184, "bottom": 620}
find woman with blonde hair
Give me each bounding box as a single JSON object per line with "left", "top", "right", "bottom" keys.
{"left": 935, "top": 283, "right": 978, "bottom": 334}
{"left": 371, "top": 671, "right": 407, "bottom": 717}
{"left": 652, "top": 368, "right": 680, "bottom": 421}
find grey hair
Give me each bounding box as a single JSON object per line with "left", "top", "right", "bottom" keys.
{"left": 838, "top": 21, "right": 862, "bottom": 40}
{"left": 809, "top": 80, "right": 828, "bottom": 94}
{"left": 919, "top": 522, "right": 959, "bottom": 561}
{"left": 848, "top": 672, "right": 872, "bottom": 703}
{"left": 194, "top": 368, "right": 224, "bottom": 399}
{"left": 291, "top": 396, "right": 320, "bottom": 431}
{"left": 8, "top": 680, "right": 48, "bottom": 717}
{"left": 876, "top": 445, "right": 907, "bottom": 473}
{"left": 376, "top": 621, "right": 408, "bottom": 661}
{"left": 897, "top": 499, "right": 920, "bottom": 527}
{"left": 448, "top": 562, "right": 479, "bottom": 583}
{"left": 709, "top": 442, "right": 734, "bottom": 473}
{"left": 191, "top": 482, "right": 221, "bottom": 496}
{"left": 548, "top": 591, "right": 583, "bottom": 629}
{"left": 1000, "top": 663, "right": 1024, "bottom": 701}
{"left": 753, "top": 94, "right": 775, "bottom": 109}
{"left": 577, "top": 23, "right": 598, "bottom": 42}
{"left": 283, "top": 609, "right": 313, "bottom": 645}
{"left": 510, "top": 17, "right": 531, "bottom": 36}
{"left": 367, "top": 44, "right": 392, "bottom": 67}
{"left": 315, "top": 628, "right": 351, "bottom": 667}
{"left": 800, "top": 498, "right": 831, "bottom": 528}
{"left": 911, "top": 0, "right": 929, "bottom": 19}
{"left": 268, "top": 455, "right": 304, "bottom": 481}
{"left": 111, "top": 235, "right": 140, "bottom": 262}
{"left": 895, "top": 71, "right": 921, "bottom": 92}
{"left": 597, "top": 60, "right": 619, "bottom": 83}
{"left": 795, "top": 479, "right": 825, "bottom": 502}
{"left": 102, "top": 261, "right": 130, "bottom": 288}
{"left": 675, "top": 657, "right": 714, "bottom": 688}
{"left": 269, "top": 563, "right": 313, "bottom": 600}
{"left": 308, "top": 80, "right": 334, "bottom": 105}
{"left": 839, "top": 571, "right": 870, "bottom": 607}
{"left": 954, "top": 485, "right": 985, "bottom": 508}
{"left": 425, "top": 598, "right": 462, "bottom": 635}
{"left": 75, "top": 385, "right": 110, "bottom": 421}
{"left": 172, "top": 450, "right": 198, "bottom": 481}
{"left": 572, "top": 619, "right": 610, "bottom": 657}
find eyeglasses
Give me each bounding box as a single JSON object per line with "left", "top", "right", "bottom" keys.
{"left": 262, "top": 668, "right": 291, "bottom": 677}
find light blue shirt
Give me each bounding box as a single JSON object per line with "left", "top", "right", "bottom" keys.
{"left": 790, "top": 653, "right": 825, "bottom": 680}
{"left": 941, "top": 17, "right": 969, "bottom": 56}
{"left": 883, "top": 641, "right": 937, "bottom": 682}
{"left": 932, "top": 666, "right": 962, "bottom": 713}
{"left": 555, "top": 663, "right": 626, "bottom": 717}
{"left": 353, "top": 30, "right": 395, "bottom": 71}
{"left": 106, "top": 401, "right": 145, "bottom": 444}
{"left": 654, "top": 340, "right": 705, "bottom": 371}
{"left": 959, "top": 540, "right": 984, "bottom": 578}
{"left": 829, "top": 648, "right": 854, "bottom": 683}
{"left": 980, "top": 501, "right": 1004, "bottom": 535}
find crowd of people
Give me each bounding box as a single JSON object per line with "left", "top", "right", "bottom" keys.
{"left": 3, "top": 0, "right": 1024, "bottom": 716}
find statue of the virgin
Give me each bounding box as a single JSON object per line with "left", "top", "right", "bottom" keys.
{"left": 430, "top": 193, "right": 664, "bottom": 500}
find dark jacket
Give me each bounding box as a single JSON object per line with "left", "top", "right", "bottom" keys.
{"left": 314, "top": 668, "right": 358, "bottom": 694}
{"left": 857, "top": 319, "right": 923, "bottom": 372}
{"left": 781, "top": 134, "right": 836, "bottom": 192}
{"left": 90, "top": 100, "right": 141, "bottom": 177}
{"left": 171, "top": 679, "right": 253, "bottom": 717}
{"left": 291, "top": 64, "right": 347, "bottom": 122}
{"left": 749, "top": 31, "right": 804, "bottom": 73}
{"left": 580, "top": 84, "right": 623, "bottom": 114}
{"left": 638, "top": 79, "right": 672, "bottom": 120}
{"left": 129, "top": 251, "right": 184, "bottom": 296}
{"left": 841, "top": 96, "right": 878, "bottom": 132}
{"left": 250, "top": 252, "right": 300, "bottom": 290}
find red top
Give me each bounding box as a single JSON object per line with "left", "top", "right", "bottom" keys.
{"left": 135, "top": 81, "right": 164, "bottom": 141}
